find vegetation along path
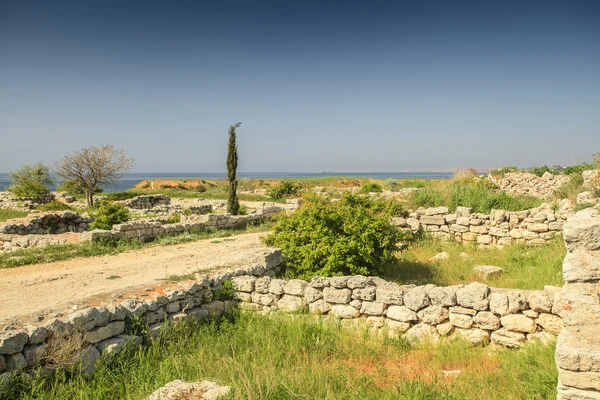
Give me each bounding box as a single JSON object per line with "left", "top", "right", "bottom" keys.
{"left": 0, "top": 231, "right": 269, "bottom": 324}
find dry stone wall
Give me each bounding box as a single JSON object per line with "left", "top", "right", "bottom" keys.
{"left": 0, "top": 211, "right": 92, "bottom": 235}
{"left": 393, "top": 205, "right": 567, "bottom": 246}
{"left": 121, "top": 194, "right": 170, "bottom": 209}
{"left": 0, "top": 192, "right": 53, "bottom": 211}
{"left": 555, "top": 208, "right": 600, "bottom": 400}
{"left": 0, "top": 233, "right": 75, "bottom": 252}
{"left": 488, "top": 171, "right": 570, "bottom": 198}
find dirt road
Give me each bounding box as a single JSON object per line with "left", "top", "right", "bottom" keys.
{"left": 0, "top": 231, "right": 270, "bottom": 324}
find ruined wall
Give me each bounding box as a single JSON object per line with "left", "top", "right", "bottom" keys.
{"left": 488, "top": 171, "right": 571, "bottom": 198}
{"left": 0, "top": 192, "right": 53, "bottom": 211}
{"left": 0, "top": 211, "right": 92, "bottom": 235}
{"left": 555, "top": 208, "right": 600, "bottom": 400}
{"left": 393, "top": 205, "right": 567, "bottom": 245}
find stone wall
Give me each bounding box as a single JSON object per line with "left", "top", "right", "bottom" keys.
{"left": 583, "top": 169, "right": 600, "bottom": 190}
{"left": 0, "top": 211, "right": 92, "bottom": 235}
{"left": 488, "top": 171, "right": 571, "bottom": 199}
{"left": 0, "top": 249, "right": 283, "bottom": 377}
{"left": 232, "top": 276, "right": 562, "bottom": 347}
{"left": 0, "top": 192, "right": 53, "bottom": 211}
{"left": 121, "top": 194, "right": 170, "bottom": 209}
{"left": 80, "top": 206, "right": 284, "bottom": 242}
{"left": 393, "top": 205, "right": 567, "bottom": 246}
{"left": 0, "top": 233, "right": 76, "bottom": 252}
{"left": 555, "top": 208, "right": 600, "bottom": 399}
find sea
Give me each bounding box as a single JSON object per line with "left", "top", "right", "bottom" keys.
{"left": 0, "top": 171, "right": 460, "bottom": 192}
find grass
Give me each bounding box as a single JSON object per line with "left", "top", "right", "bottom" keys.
{"left": 0, "top": 222, "right": 272, "bottom": 268}
{"left": 0, "top": 209, "right": 29, "bottom": 222}
{"left": 6, "top": 311, "right": 557, "bottom": 400}
{"left": 383, "top": 236, "right": 565, "bottom": 289}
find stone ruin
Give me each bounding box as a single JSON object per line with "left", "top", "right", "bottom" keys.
{"left": 121, "top": 194, "right": 170, "bottom": 209}
{"left": 488, "top": 171, "right": 571, "bottom": 199}
{"left": 0, "top": 211, "right": 92, "bottom": 235}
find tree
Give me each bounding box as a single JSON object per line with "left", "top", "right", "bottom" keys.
{"left": 7, "top": 162, "right": 53, "bottom": 198}
{"left": 226, "top": 122, "right": 241, "bottom": 215}
{"left": 54, "top": 145, "right": 134, "bottom": 207}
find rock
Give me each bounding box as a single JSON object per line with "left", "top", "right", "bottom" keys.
{"left": 490, "top": 328, "right": 526, "bottom": 348}
{"left": 303, "top": 286, "right": 323, "bottom": 303}
{"left": 563, "top": 210, "right": 600, "bottom": 253}
{"left": 429, "top": 252, "right": 449, "bottom": 262}
{"left": 251, "top": 292, "right": 278, "bottom": 306}
{"left": 376, "top": 283, "right": 404, "bottom": 305}
{"left": 277, "top": 295, "right": 304, "bottom": 312}
{"left": 384, "top": 319, "right": 411, "bottom": 337}
{"left": 330, "top": 304, "right": 360, "bottom": 319}
{"left": 425, "top": 207, "right": 449, "bottom": 216}
{"left": 449, "top": 306, "right": 476, "bottom": 316}
{"left": 322, "top": 287, "right": 352, "bottom": 304}
{"left": 536, "top": 313, "right": 563, "bottom": 334}
{"left": 78, "top": 345, "right": 100, "bottom": 375}
{"left": 404, "top": 323, "right": 440, "bottom": 343}
{"left": 442, "top": 369, "right": 462, "bottom": 378}
{"left": 477, "top": 235, "right": 492, "bottom": 245}
{"left": 84, "top": 321, "right": 125, "bottom": 344}
{"left": 231, "top": 276, "right": 256, "bottom": 292}
{"left": 386, "top": 305, "right": 419, "bottom": 322}
{"left": 4, "top": 353, "right": 27, "bottom": 372}
{"left": 309, "top": 276, "right": 330, "bottom": 288}
{"left": 0, "top": 331, "right": 28, "bottom": 355}
{"left": 347, "top": 275, "right": 368, "bottom": 289}
{"left": 577, "top": 191, "right": 599, "bottom": 205}
{"left": 403, "top": 287, "right": 430, "bottom": 311}
{"left": 507, "top": 291, "right": 528, "bottom": 313}
{"left": 562, "top": 251, "right": 600, "bottom": 283}
{"left": 254, "top": 277, "right": 271, "bottom": 294}
{"left": 473, "top": 311, "right": 501, "bottom": 330}
{"left": 456, "top": 282, "right": 490, "bottom": 310}
{"left": 436, "top": 321, "right": 455, "bottom": 336}
{"left": 456, "top": 206, "right": 473, "bottom": 217}
{"left": 449, "top": 313, "right": 473, "bottom": 329}
{"left": 360, "top": 301, "right": 386, "bottom": 316}
{"left": 473, "top": 265, "right": 503, "bottom": 280}
{"left": 268, "top": 279, "right": 286, "bottom": 295}
{"left": 283, "top": 279, "right": 307, "bottom": 296}
{"left": 145, "top": 379, "right": 231, "bottom": 400}
{"left": 428, "top": 286, "right": 457, "bottom": 307}
{"left": 330, "top": 276, "right": 350, "bottom": 288}
{"left": 528, "top": 291, "right": 552, "bottom": 313}
{"left": 456, "top": 328, "right": 490, "bottom": 346}
{"left": 65, "top": 308, "right": 100, "bottom": 330}
{"left": 418, "top": 305, "right": 449, "bottom": 325}
{"left": 308, "top": 300, "right": 332, "bottom": 315}
{"left": 500, "top": 314, "right": 536, "bottom": 333}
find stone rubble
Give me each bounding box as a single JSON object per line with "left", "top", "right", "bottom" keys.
{"left": 488, "top": 171, "right": 571, "bottom": 199}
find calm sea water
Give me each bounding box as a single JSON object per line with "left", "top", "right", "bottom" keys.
{"left": 0, "top": 171, "right": 458, "bottom": 192}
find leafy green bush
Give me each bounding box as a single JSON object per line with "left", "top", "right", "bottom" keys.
{"left": 166, "top": 213, "right": 181, "bottom": 224}
{"left": 359, "top": 183, "right": 383, "bottom": 193}
{"left": 90, "top": 202, "right": 130, "bottom": 230}
{"left": 196, "top": 184, "right": 207, "bottom": 193}
{"left": 490, "top": 166, "right": 520, "bottom": 177}
{"left": 36, "top": 201, "right": 72, "bottom": 212}
{"left": 382, "top": 179, "right": 402, "bottom": 191}
{"left": 7, "top": 163, "right": 53, "bottom": 198}
{"left": 104, "top": 192, "right": 138, "bottom": 201}
{"left": 563, "top": 162, "right": 595, "bottom": 176}
{"left": 214, "top": 279, "right": 235, "bottom": 300}
{"left": 57, "top": 179, "right": 103, "bottom": 196}
{"left": 265, "top": 194, "right": 408, "bottom": 279}
{"left": 267, "top": 181, "right": 300, "bottom": 200}
{"left": 529, "top": 165, "right": 557, "bottom": 177}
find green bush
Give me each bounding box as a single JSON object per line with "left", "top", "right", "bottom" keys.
{"left": 104, "top": 192, "right": 138, "bottom": 201}
{"left": 7, "top": 163, "right": 53, "bottom": 198}
{"left": 57, "top": 179, "right": 103, "bottom": 196}
{"left": 196, "top": 184, "right": 207, "bottom": 193}
{"left": 214, "top": 279, "right": 235, "bottom": 300}
{"left": 382, "top": 179, "right": 402, "bottom": 191}
{"left": 35, "top": 201, "right": 72, "bottom": 212}
{"left": 267, "top": 181, "right": 300, "bottom": 200}
{"left": 90, "top": 201, "right": 130, "bottom": 230}
{"left": 407, "top": 188, "right": 445, "bottom": 209}
{"left": 563, "top": 162, "right": 595, "bottom": 176}
{"left": 166, "top": 213, "right": 181, "bottom": 224}
{"left": 529, "top": 165, "right": 557, "bottom": 177}
{"left": 359, "top": 183, "right": 383, "bottom": 193}
{"left": 265, "top": 193, "right": 408, "bottom": 279}
{"left": 490, "top": 166, "right": 520, "bottom": 177}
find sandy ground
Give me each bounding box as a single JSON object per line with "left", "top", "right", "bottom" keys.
{"left": 0, "top": 231, "right": 270, "bottom": 324}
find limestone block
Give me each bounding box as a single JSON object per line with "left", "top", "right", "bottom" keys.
{"left": 456, "top": 282, "right": 490, "bottom": 310}
{"left": 386, "top": 305, "right": 418, "bottom": 322}
{"left": 330, "top": 304, "right": 360, "bottom": 319}
{"left": 473, "top": 311, "right": 501, "bottom": 330}
{"left": 323, "top": 287, "right": 352, "bottom": 304}
{"left": 403, "top": 286, "right": 430, "bottom": 311}
{"left": 501, "top": 314, "right": 536, "bottom": 333}
{"left": 428, "top": 286, "right": 457, "bottom": 307}
{"left": 417, "top": 305, "right": 449, "bottom": 325}
{"left": 490, "top": 328, "right": 526, "bottom": 348}
{"left": 277, "top": 295, "right": 304, "bottom": 312}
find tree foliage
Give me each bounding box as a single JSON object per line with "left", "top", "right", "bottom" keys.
{"left": 265, "top": 193, "right": 408, "bottom": 279}
{"left": 226, "top": 122, "right": 241, "bottom": 215}
{"left": 54, "top": 145, "right": 134, "bottom": 207}
{"left": 7, "top": 163, "right": 53, "bottom": 198}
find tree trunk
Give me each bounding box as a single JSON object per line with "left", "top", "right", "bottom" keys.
{"left": 86, "top": 189, "right": 94, "bottom": 208}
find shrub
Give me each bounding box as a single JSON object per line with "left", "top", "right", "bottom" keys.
{"left": 57, "top": 179, "right": 103, "bottom": 196}
{"left": 238, "top": 177, "right": 256, "bottom": 191}
{"left": 7, "top": 162, "right": 53, "bottom": 198}
{"left": 529, "top": 165, "right": 557, "bottom": 177}
{"left": 36, "top": 200, "right": 72, "bottom": 212}
{"left": 359, "top": 183, "right": 383, "bottom": 193}
{"left": 382, "top": 179, "right": 402, "bottom": 191}
{"left": 196, "top": 184, "right": 207, "bottom": 193}
{"left": 214, "top": 279, "right": 235, "bottom": 300}
{"left": 166, "top": 213, "right": 181, "bottom": 224}
{"left": 90, "top": 201, "right": 130, "bottom": 230}
{"left": 553, "top": 173, "right": 584, "bottom": 202}
{"left": 267, "top": 181, "right": 300, "bottom": 200}
{"left": 238, "top": 205, "right": 247, "bottom": 215}
{"left": 563, "top": 162, "right": 595, "bottom": 176}
{"left": 265, "top": 193, "right": 408, "bottom": 279}
{"left": 490, "top": 166, "right": 520, "bottom": 177}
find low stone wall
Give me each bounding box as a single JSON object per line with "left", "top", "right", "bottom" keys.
{"left": 0, "top": 233, "right": 78, "bottom": 252}
{"left": 0, "top": 249, "right": 283, "bottom": 377}
{"left": 233, "top": 276, "right": 562, "bottom": 347}
{"left": 555, "top": 208, "right": 600, "bottom": 399}
{"left": 122, "top": 194, "right": 170, "bottom": 209}
{"left": 394, "top": 205, "right": 567, "bottom": 246}
{"left": 80, "top": 206, "right": 284, "bottom": 242}
{"left": 582, "top": 169, "right": 600, "bottom": 190}
{"left": 0, "top": 192, "right": 53, "bottom": 211}
{"left": 488, "top": 171, "right": 570, "bottom": 199}
{"left": 0, "top": 211, "right": 92, "bottom": 235}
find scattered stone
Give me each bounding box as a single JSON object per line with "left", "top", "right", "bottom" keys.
{"left": 473, "top": 265, "right": 503, "bottom": 280}
{"left": 145, "top": 379, "right": 231, "bottom": 400}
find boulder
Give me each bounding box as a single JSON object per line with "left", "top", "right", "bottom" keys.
{"left": 456, "top": 282, "right": 490, "bottom": 310}
{"left": 500, "top": 314, "right": 536, "bottom": 333}
{"left": 473, "top": 265, "right": 503, "bottom": 280}
{"left": 490, "top": 328, "right": 526, "bottom": 348}
{"left": 0, "top": 331, "right": 28, "bottom": 355}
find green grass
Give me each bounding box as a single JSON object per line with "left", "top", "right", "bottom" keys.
{"left": 7, "top": 311, "right": 557, "bottom": 400}
{"left": 384, "top": 236, "right": 565, "bottom": 289}
{"left": 0, "top": 222, "right": 272, "bottom": 268}
{"left": 0, "top": 209, "right": 29, "bottom": 222}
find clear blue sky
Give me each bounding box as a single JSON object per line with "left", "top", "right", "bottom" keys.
{"left": 1, "top": 0, "right": 598, "bottom": 172}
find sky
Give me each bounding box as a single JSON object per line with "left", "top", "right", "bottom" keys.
{"left": 0, "top": 0, "right": 599, "bottom": 173}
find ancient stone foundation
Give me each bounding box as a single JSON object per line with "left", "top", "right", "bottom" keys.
{"left": 0, "top": 211, "right": 92, "bottom": 235}
{"left": 555, "top": 208, "right": 600, "bottom": 400}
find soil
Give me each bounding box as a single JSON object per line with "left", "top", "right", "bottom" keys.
{"left": 0, "top": 231, "right": 270, "bottom": 325}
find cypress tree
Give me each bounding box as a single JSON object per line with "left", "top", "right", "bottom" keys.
{"left": 227, "top": 122, "right": 241, "bottom": 215}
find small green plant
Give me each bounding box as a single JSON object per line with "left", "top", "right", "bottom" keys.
{"left": 237, "top": 205, "right": 247, "bottom": 215}
{"left": 267, "top": 181, "right": 300, "bottom": 200}
{"left": 141, "top": 182, "right": 151, "bottom": 189}
{"left": 529, "top": 165, "right": 556, "bottom": 177}
{"left": 90, "top": 202, "right": 130, "bottom": 230}
{"left": 214, "top": 279, "right": 235, "bottom": 300}
{"left": 124, "top": 314, "right": 150, "bottom": 344}
{"left": 196, "top": 184, "right": 207, "bottom": 193}
{"left": 382, "top": 179, "right": 402, "bottom": 191}
{"left": 7, "top": 162, "right": 53, "bottom": 198}
{"left": 359, "top": 183, "right": 383, "bottom": 193}
{"left": 166, "top": 213, "right": 181, "bottom": 224}
{"left": 490, "top": 166, "right": 520, "bottom": 177}
{"left": 35, "top": 200, "right": 72, "bottom": 212}
{"left": 181, "top": 209, "right": 193, "bottom": 216}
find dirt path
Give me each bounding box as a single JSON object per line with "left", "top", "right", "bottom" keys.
{"left": 0, "top": 231, "right": 270, "bottom": 324}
